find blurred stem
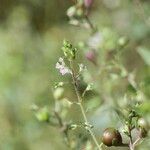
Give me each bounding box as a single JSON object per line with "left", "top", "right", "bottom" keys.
{"left": 82, "top": 88, "right": 87, "bottom": 98}
{"left": 133, "top": 0, "right": 149, "bottom": 27}
{"left": 54, "top": 106, "right": 72, "bottom": 148}
{"left": 84, "top": 15, "right": 97, "bottom": 33}
{"left": 128, "top": 132, "right": 142, "bottom": 150}
{"left": 128, "top": 126, "right": 134, "bottom": 150}
{"left": 127, "top": 117, "right": 137, "bottom": 150}
{"left": 133, "top": 137, "right": 141, "bottom": 149}
{"left": 132, "top": 129, "right": 142, "bottom": 150}
{"left": 69, "top": 61, "right": 102, "bottom": 150}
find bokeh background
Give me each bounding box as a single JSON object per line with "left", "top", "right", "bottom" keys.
{"left": 0, "top": 0, "right": 150, "bottom": 150}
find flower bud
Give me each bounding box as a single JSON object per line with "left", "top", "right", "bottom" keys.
{"left": 53, "top": 87, "right": 64, "bottom": 100}
{"left": 84, "top": 0, "right": 93, "bottom": 8}
{"left": 118, "top": 36, "right": 129, "bottom": 47}
{"left": 35, "top": 107, "right": 49, "bottom": 122}
{"left": 102, "top": 128, "right": 122, "bottom": 147}
{"left": 138, "top": 118, "right": 149, "bottom": 130}
{"left": 67, "top": 6, "right": 76, "bottom": 18}
{"left": 62, "top": 40, "right": 77, "bottom": 61}
{"left": 85, "top": 50, "right": 97, "bottom": 65}
{"left": 76, "top": 8, "right": 84, "bottom": 17}
{"left": 69, "top": 124, "right": 78, "bottom": 130}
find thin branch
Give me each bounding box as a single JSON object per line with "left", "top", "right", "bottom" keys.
{"left": 54, "top": 111, "right": 63, "bottom": 127}
{"left": 127, "top": 124, "right": 134, "bottom": 150}
{"left": 84, "top": 15, "right": 97, "bottom": 33}
{"left": 133, "top": 0, "right": 149, "bottom": 27}
{"left": 54, "top": 107, "right": 72, "bottom": 148}
{"left": 133, "top": 137, "right": 141, "bottom": 148}
{"left": 69, "top": 61, "right": 102, "bottom": 150}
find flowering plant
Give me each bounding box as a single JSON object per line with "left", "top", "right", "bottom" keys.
{"left": 33, "top": 0, "right": 149, "bottom": 150}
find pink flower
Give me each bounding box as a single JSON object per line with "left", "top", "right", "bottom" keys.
{"left": 84, "top": 0, "right": 93, "bottom": 8}
{"left": 85, "top": 50, "right": 97, "bottom": 65}
{"left": 56, "top": 57, "right": 72, "bottom": 75}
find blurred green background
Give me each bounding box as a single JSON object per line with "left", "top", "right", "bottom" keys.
{"left": 0, "top": 0, "right": 149, "bottom": 150}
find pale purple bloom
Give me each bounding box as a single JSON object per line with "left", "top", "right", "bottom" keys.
{"left": 85, "top": 50, "right": 97, "bottom": 65}
{"left": 88, "top": 32, "right": 103, "bottom": 49}
{"left": 56, "top": 57, "right": 72, "bottom": 75}
{"left": 84, "top": 0, "right": 93, "bottom": 8}
{"left": 60, "top": 68, "right": 71, "bottom": 75}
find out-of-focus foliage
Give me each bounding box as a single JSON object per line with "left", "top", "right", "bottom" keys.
{"left": 0, "top": 0, "right": 149, "bottom": 150}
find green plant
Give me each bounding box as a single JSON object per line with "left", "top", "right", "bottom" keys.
{"left": 32, "top": 0, "right": 149, "bottom": 150}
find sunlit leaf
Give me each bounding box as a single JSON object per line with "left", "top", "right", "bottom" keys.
{"left": 137, "top": 47, "right": 150, "bottom": 66}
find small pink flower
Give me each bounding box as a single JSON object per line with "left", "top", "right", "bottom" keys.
{"left": 84, "top": 0, "right": 93, "bottom": 8}
{"left": 56, "top": 57, "right": 72, "bottom": 75}
{"left": 85, "top": 50, "right": 97, "bottom": 65}
{"left": 60, "top": 68, "right": 71, "bottom": 75}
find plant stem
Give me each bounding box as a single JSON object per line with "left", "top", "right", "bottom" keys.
{"left": 133, "top": 0, "right": 149, "bottom": 27}
{"left": 132, "top": 129, "right": 143, "bottom": 150}
{"left": 133, "top": 137, "right": 141, "bottom": 149}
{"left": 84, "top": 15, "right": 97, "bottom": 33}
{"left": 54, "top": 103, "right": 72, "bottom": 149}
{"left": 128, "top": 130, "right": 142, "bottom": 150}
{"left": 69, "top": 61, "right": 102, "bottom": 150}
{"left": 128, "top": 125, "right": 134, "bottom": 150}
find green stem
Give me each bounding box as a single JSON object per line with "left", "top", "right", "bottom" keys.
{"left": 84, "top": 15, "right": 97, "bottom": 33}
{"left": 54, "top": 104, "right": 72, "bottom": 148}
{"left": 128, "top": 125, "right": 134, "bottom": 150}
{"left": 69, "top": 61, "right": 102, "bottom": 150}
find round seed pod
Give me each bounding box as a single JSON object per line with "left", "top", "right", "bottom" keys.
{"left": 102, "top": 127, "right": 122, "bottom": 147}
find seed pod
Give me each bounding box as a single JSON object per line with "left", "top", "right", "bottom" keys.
{"left": 118, "top": 36, "right": 129, "bottom": 47}
{"left": 138, "top": 118, "right": 149, "bottom": 130}
{"left": 53, "top": 87, "right": 64, "bottom": 100}
{"left": 35, "top": 107, "right": 50, "bottom": 122}
{"left": 102, "top": 128, "right": 122, "bottom": 147}
{"left": 76, "top": 7, "right": 84, "bottom": 17}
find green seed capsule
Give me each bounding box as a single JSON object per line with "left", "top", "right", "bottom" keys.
{"left": 138, "top": 118, "right": 149, "bottom": 130}
{"left": 53, "top": 87, "right": 64, "bottom": 100}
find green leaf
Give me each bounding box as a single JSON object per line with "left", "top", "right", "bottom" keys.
{"left": 137, "top": 101, "right": 150, "bottom": 115}
{"left": 137, "top": 47, "right": 150, "bottom": 66}
{"left": 127, "top": 83, "right": 137, "bottom": 94}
